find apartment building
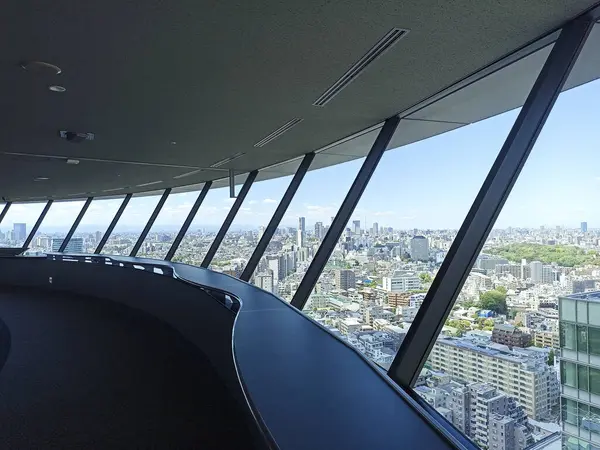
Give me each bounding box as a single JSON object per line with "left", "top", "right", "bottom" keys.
{"left": 428, "top": 337, "right": 559, "bottom": 419}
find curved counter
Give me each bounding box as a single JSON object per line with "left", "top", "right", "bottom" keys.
{"left": 0, "top": 254, "right": 476, "bottom": 450}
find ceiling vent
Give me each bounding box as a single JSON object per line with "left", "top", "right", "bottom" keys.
{"left": 254, "top": 118, "right": 303, "bottom": 147}
{"left": 313, "top": 28, "right": 409, "bottom": 107}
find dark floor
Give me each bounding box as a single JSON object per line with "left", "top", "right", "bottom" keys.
{"left": 0, "top": 286, "right": 256, "bottom": 449}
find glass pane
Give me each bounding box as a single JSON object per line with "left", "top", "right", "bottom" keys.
{"left": 172, "top": 175, "right": 248, "bottom": 267}
{"left": 561, "top": 323, "right": 577, "bottom": 351}
{"left": 69, "top": 197, "right": 125, "bottom": 253}
{"left": 0, "top": 202, "right": 47, "bottom": 248}
{"left": 562, "top": 361, "right": 577, "bottom": 388}
{"left": 590, "top": 328, "right": 600, "bottom": 356}
{"left": 135, "top": 191, "right": 201, "bottom": 260}
{"left": 100, "top": 193, "right": 162, "bottom": 256}
{"left": 579, "top": 365, "right": 589, "bottom": 392}
{"left": 209, "top": 174, "right": 291, "bottom": 275}
{"left": 590, "top": 303, "right": 600, "bottom": 326}
{"left": 578, "top": 301, "right": 589, "bottom": 324}
{"left": 250, "top": 152, "right": 368, "bottom": 300}
{"left": 562, "top": 299, "right": 577, "bottom": 322}
{"left": 34, "top": 200, "right": 86, "bottom": 254}
{"left": 591, "top": 368, "right": 600, "bottom": 396}
{"left": 579, "top": 325, "right": 589, "bottom": 353}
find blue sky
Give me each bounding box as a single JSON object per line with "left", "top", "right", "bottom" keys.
{"left": 2, "top": 78, "right": 599, "bottom": 233}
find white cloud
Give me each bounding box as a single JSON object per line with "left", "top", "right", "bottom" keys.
{"left": 263, "top": 198, "right": 277, "bottom": 204}
{"left": 248, "top": 200, "right": 258, "bottom": 205}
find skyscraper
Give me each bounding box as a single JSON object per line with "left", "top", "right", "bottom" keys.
{"left": 581, "top": 221, "right": 588, "bottom": 233}
{"left": 410, "top": 236, "right": 429, "bottom": 261}
{"left": 297, "top": 217, "right": 306, "bottom": 247}
{"left": 559, "top": 292, "right": 600, "bottom": 447}
{"left": 352, "top": 220, "right": 360, "bottom": 234}
{"left": 314, "top": 222, "right": 324, "bottom": 241}
{"left": 13, "top": 223, "right": 26, "bottom": 241}
{"left": 373, "top": 222, "right": 379, "bottom": 236}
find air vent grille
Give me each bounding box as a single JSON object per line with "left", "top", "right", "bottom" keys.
{"left": 254, "top": 118, "right": 304, "bottom": 147}
{"left": 313, "top": 28, "right": 409, "bottom": 107}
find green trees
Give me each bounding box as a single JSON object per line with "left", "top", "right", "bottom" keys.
{"left": 419, "top": 273, "right": 432, "bottom": 283}
{"left": 548, "top": 348, "right": 555, "bottom": 366}
{"left": 491, "top": 243, "right": 598, "bottom": 267}
{"left": 478, "top": 290, "right": 508, "bottom": 314}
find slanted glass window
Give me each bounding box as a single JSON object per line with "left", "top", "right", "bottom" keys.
{"left": 68, "top": 197, "right": 125, "bottom": 253}
{"left": 0, "top": 202, "right": 47, "bottom": 249}
{"left": 36, "top": 200, "right": 86, "bottom": 253}
{"left": 101, "top": 194, "right": 162, "bottom": 256}
{"left": 135, "top": 191, "right": 200, "bottom": 260}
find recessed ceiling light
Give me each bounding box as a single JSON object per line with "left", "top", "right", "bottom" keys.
{"left": 49, "top": 85, "right": 66, "bottom": 92}
{"left": 33, "top": 177, "right": 49, "bottom": 181}
{"left": 66, "top": 159, "right": 80, "bottom": 165}
{"left": 170, "top": 141, "right": 177, "bottom": 145}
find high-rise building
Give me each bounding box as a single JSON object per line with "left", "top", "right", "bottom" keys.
{"left": 559, "top": 292, "right": 600, "bottom": 446}
{"left": 334, "top": 269, "right": 356, "bottom": 291}
{"left": 410, "top": 236, "right": 429, "bottom": 261}
{"left": 51, "top": 237, "right": 84, "bottom": 253}
{"left": 13, "top": 223, "right": 26, "bottom": 241}
{"left": 298, "top": 217, "right": 305, "bottom": 233}
{"left": 428, "top": 337, "right": 559, "bottom": 419}
{"left": 297, "top": 229, "right": 305, "bottom": 248}
{"left": 95, "top": 231, "right": 102, "bottom": 243}
{"left": 581, "top": 221, "right": 588, "bottom": 233}
{"left": 314, "top": 222, "right": 324, "bottom": 241}
{"left": 373, "top": 222, "right": 379, "bottom": 236}
{"left": 255, "top": 271, "right": 274, "bottom": 293}
{"left": 297, "top": 217, "right": 306, "bottom": 248}
{"left": 352, "top": 220, "right": 360, "bottom": 235}
{"left": 529, "top": 261, "right": 543, "bottom": 283}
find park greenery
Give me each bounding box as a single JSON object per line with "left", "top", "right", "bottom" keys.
{"left": 490, "top": 243, "right": 599, "bottom": 267}
{"left": 479, "top": 289, "right": 508, "bottom": 314}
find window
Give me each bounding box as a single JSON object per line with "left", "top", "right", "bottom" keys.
{"left": 252, "top": 150, "right": 368, "bottom": 301}
{"left": 562, "top": 398, "right": 578, "bottom": 425}
{"left": 101, "top": 193, "right": 162, "bottom": 256}
{"left": 0, "top": 202, "right": 47, "bottom": 248}
{"left": 590, "top": 368, "right": 600, "bottom": 396}
{"left": 579, "top": 365, "right": 590, "bottom": 392}
{"left": 578, "top": 301, "right": 589, "bottom": 324}
{"left": 561, "top": 299, "right": 577, "bottom": 322}
{"left": 35, "top": 200, "right": 86, "bottom": 253}
{"left": 590, "top": 303, "right": 600, "bottom": 327}
{"left": 578, "top": 325, "right": 589, "bottom": 353}
{"left": 561, "top": 361, "right": 577, "bottom": 388}
{"left": 135, "top": 191, "right": 200, "bottom": 260}
{"left": 561, "top": 322, "right": 577, "bottom": 351}
{"left": 589, "top": 328, "right": 600, "bottom": 356}
{"left": 172, "top": 174, "right": 249, "bottom": 267}
{"left": 68, "top": 197, "right": 125, "bottom": 253}
{"left": 209, "top": 174, "right": 291, "bottom": 275}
